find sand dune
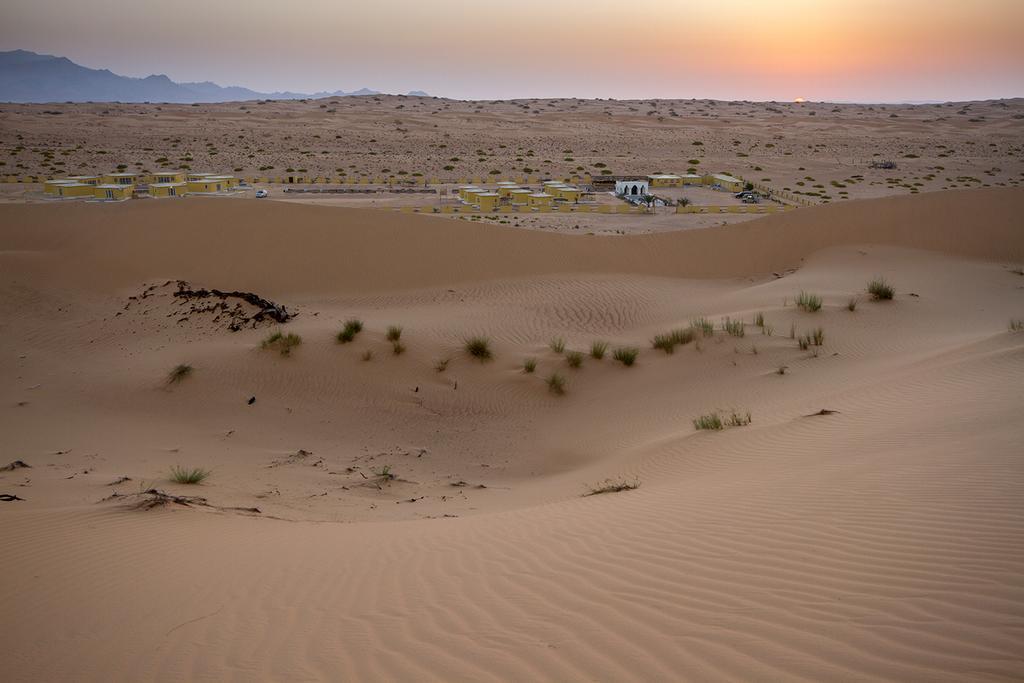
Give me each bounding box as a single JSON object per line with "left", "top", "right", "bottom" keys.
{"left": 1, "top": 189, "right": 1023, "bottom": 680}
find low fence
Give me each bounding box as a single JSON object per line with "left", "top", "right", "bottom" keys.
{"left": 675, "top": 204, "right": 796, "bottom": 214}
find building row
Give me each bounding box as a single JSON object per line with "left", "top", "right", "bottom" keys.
{"left": 43, "top": 172, "right": 242, "bottom": 201}
{"left": 457, "top": 181, "right": 592, "bottom": 211}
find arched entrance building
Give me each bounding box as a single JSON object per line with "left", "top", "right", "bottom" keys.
{"left": 615, "top": 179, "right": 649, "bottom": 197}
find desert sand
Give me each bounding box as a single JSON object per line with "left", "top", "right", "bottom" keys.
{"left": 2, "top": 185, "right": 1023, "bottom": 680}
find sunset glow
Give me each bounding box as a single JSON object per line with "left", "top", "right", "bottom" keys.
{"left": 1, "top": 0, "right": 1022, "bottom": 100}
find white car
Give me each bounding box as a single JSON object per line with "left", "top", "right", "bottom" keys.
{"left": 255, "top": 189, "right": 269, "bottom": 198}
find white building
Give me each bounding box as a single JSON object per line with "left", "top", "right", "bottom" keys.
{"left": 615, "top": 179, "right": 649, "bottom": 197}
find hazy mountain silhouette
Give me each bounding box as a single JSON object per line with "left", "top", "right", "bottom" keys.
{"left": 0, "top": 50, "right": 427, "bottom": 103}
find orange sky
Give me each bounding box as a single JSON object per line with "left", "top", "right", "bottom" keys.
{"left": 2, "top": 0, "right": 1022, "bottom": 100}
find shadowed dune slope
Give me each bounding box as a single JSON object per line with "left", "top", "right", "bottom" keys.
{"left": 1, "top": 187, "right": 1021, "bottom": 294}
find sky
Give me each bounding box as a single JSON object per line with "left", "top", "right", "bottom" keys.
{"left": 2, "top": 0, "right": 1023, "bottom": 102}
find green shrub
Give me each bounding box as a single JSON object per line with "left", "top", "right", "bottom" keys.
{"left": 546, "top": 372, "right": 566, "bottom": 395}
{"left": 796, "top": 291, "right": 822, "bottom": 312}
{"left": 550, "top": 337, "right": 566, "bottom": 354}
{"left": 565, "top": 350, "right": 584, "bottom": 368}
{"left": 613, "top": 347, "right": 639, "bottom": 366}
{"left": 170, "top": 466, "right": 210, "bottom": 484}
{"left": 867, "top": 278, "right": 895, "bottom": 300}
{"left": 386, "top": 325, "right": 403, "bottom": 342}
{"left": 262, "top": 331, "right": 302, "bottom": 356}
{"left": 337, "top": 318, "right": 364, "bottom": 343}
{"left": 590, "top": 341, "right": 608, "bottom": 359}
{"left": 464, "top": 336, "right": 493, "bottom": 361}
{"left": 523, "top": 358, "right": 537, "bottom": 373}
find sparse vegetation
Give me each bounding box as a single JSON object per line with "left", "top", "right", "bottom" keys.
{"left": 693, "top": 411, "right": 752, "bottom": 431}
{"left": 590, "top": 341, "right": 608, "bottom": 359}
{"left": 867, "top": 278, "right": 895, "bottom": 300}
{"left": 261, "top": 331, "right": 302, "bottom": 356}
{"left": 754, "top": 312, "right": 765, "bottom": 327}
{"left": 465, "top": 336, "right": 493, "bottom": 361}
{"left": 777, "top": 365, "right": 788, "bottom": 375}
{"left": 372, "top": 465, "right": 396, "bottom": 481}
{"left": 722, "top": 317, "right": 745, "bottom": 337}
{"left": 392, "top": 341, "right": 406, "bottom": 355}
{"left": 523, "top": 358, "right": 537, "bottom": 373}
{"left": 847, "top": 296, "right": 859, "bottom": 311}
{"left": 565, "top": 350, "right": 584, "bottom": 368}
{"left": 546, "top": 372, "right": 566, "bottom": 395}
{"left": 796, "top": 291, "right": 823, "bottom": 312}
{"left": 361, "top": 350, "right": 374, "bottom": 361}
{"left": 170, "top": 466, "right": 210, "bottom": 484}
{"left": 1010, "top": 319, "right": 1024, "bottom": 332}
{"left": 167, "top": 364, "right": 193, "bottom": 384}
{"left": 691, "top": 317, "right": 715, "bottom": 337}
{"left": 583, "top": 479, "right": 640, "bottom": 496}
{"left": 811, "top": 327, "right": 825, "bottom": 346}
{"left": 613, "top": 346, "right": 639, "bottom": 366}
{"left": 550, "top": 337, "right": 566, "bottom": 354}
{"left": 434, "top": 358, "right": 450, "bottom": 372}
{"left": 386, "top": 325, "right": 403, "bottom": 342}
{"left": 337, "top": 318, "right": 364, "bottom": 343}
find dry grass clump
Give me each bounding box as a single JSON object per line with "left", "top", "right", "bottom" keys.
{"left": 590, "top": 341, "right": 608, "bottom": 359}
{"left": 653, "top": 327, "right": 696, "bottom": 354}
{"left": 565, "top": 350, "right": 585, "bottom": 368}
{"left": 434, "top": 358, "right": 450, "bottom": 372}
{"left": 546, "top": 372, "right": 566, "bottom": 395}
{"left": 691, "top": 317, "right": 715, "bottom": 337}
{"left": 693, "top": 411, "right": 752, "bottom": 431}
{"left": 337, "top": 318, "right": 364, "bottom": 343}
{"left": 583, "top": 478, "right": 640, "bottom": 496}
{"left": 392, "top": 341, "right": 406, "bottom": 355}
{"left": 1010, "top": 319, "right": 1024, "bottom": 332}
{"left": 754, "top": 312, "right": 765, "bottom": 327}
{"left": 361, "top": 350, "right": 374, "bottom": 361}
{"left": 523, "top": 358, "right": 537, "bottom": 373}
{"left": 464, "top": 336, "right": 493, "bottom": 361}
{"left": 262, "top": 331, "right": 302, "bottom": 356}
{"left": 170, "top": 466, "right": 210, "bottom": 484}
{"left": 613, "top": 346, "right": 639, "bottom": 366}
{"left": 847, "top": 296, "right": 859, "bottom": 311}
{"left": 550, "top": 337, "right": 566, "bottom": 354}
{"left": 721, "top": 317, "right": 745, "bottom": 337}
{"left": 867, "top": 278, "right": 895, "bottom": 300}
{"left": 386, "top": 325, "right": 403, "bottom": 342}
{"left": 167, "top": 364, "right": 193, "bottom": 384}
{"left": 796, "top": 291, "right": 823, "bottom": 312}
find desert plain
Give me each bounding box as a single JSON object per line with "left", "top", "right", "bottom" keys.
{"left": 1, "top": 96, "right": 1024, "bottom": 681}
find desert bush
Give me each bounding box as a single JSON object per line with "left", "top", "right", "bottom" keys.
{"left": 1010, "top": 319, "right": 1024, "bottom": 332}
{"left": 262, "top": 331, "right": 302, "bottom": 356}
{"left": 722, "top": 317, "right": 745, "bottom": 337}
{"left": 811, "top": 327, "right": 825, "bottom": 346}
{"left": 726, "top": 411, "right": 752, "bottom": 427}
{"left": 565, "top": 350, "right": 584, "bottom": 368}
{"left": 546, "top": 372, "right": 566, "bottom": 395}
{"left": 337, "top": 318, "right": 364, "bottom": 343}
{"left": 590, "top": 341, "right": 608, "bottom": 359}
{"left": 652, "top": 333, "right": 678, "bottom": 354}
{"left": 167, "top": 364, "right": 193, "bottom": 384}
{"left": 464, "top": 336, "right": 493, "bottom": 361}
{"left": 796, "top": 291, "right": 823, "bottom": 312}
{"left": 847, "top": 296, "right": 859, "bottom": 311}
{"left": 798, "top": 335, "right": 811, "bottom": 350}
{"left": 754, "top": 312, "right": 765, "bottom": 327}
{"left": 613, "top": 347, "right": 639, "bottom": 366}
{"left": 691, "top": 317, "right": 715, "bottom": 336}
{"left": 693, "top": 413, "right": 724, "bottom": 431}
{"left": 583, "top": 479, "right": 639, "bottom": 496}
{"left": 550, "top": 337, "right": 566, "bottom": 354}
{"left": 523, "top": 358, "right": 537, "bottom": 373}
{"left": 867, "top": 278, "right": 895, "bottom": 300}
{"left": 170, "top": 466, "right": 209, "bottom": 484}
{"left": 386, "top": 325, "right": 403, "bottom": 342}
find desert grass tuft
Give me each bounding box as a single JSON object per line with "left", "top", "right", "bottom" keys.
{"left": 523, "top": 358, "right": 537, "bottom": 373}
{"left": 372, "top": 465, "right": 396, "bottom": 481}
{"left": 867, "top": 278, "right": 895, "bottom": 301}
{"left": 691, "top": 317, "right": 715, "bottom": 337}
{"left": 754, "top": 311, "right": 765, "bottom": 327}
{"left": 762, "top": 323, "right": 774, "bottom": 336}
{"left": 693, "top": 413, "right": 724, "bottom": 431}
{"left": 565, "top": 350, "right": 584, "bottom": 368}
{"left": 167, "top": 364, "right": 193, "bottom": 384}
{"left": 1010, "top": 319, "right": 1024, "bottom": 332}
{"left": 796, "top": 291, "right": 823, "bottom": 312}
{"left": 777, "top": 364, "right": 788, "bottom": 375}
{"left": 337, "top": 318, "right": 364, "bottom": 343}
{"left": 726, "top": 411, "right": 753, "bottom": 427}
{"left": 721, "top": 316, "right": 745, "bottom": 337}
{"left": 583, "top": 478, "right": 640, "bottom": 497}
{"left": 590, "top": 340, "right": 608, "bottom": 360}
{"left": 847, "top": 296, "right": 859, "bottom": 312}
{"left": 361, "top": 349, "right": 374, "bottom": 361}
{"left": 464, "top": 336, "right": 493, "bottom": 361}
{"left": 386, "top": 325, "right": 403, "bottom": 342}
{"left": 549, "top": 337, "right": 566, "bottom": 354}
{"left": 261, "top": 331, "right": 302, "bottom": 356}
{"left": 170, "top": 466, "right": 210, "bottom": 485}
{"left": 811, "top": 327, "right": 825, "bottom": 346}
{"left": 546, "top": 372, "right": 566, "bottom": 395}
{"left": 391, "top": 341, "right": 406, "bottom": 355}
{"left": 434, "top": 358, "right": 450, "bottom": 372}
{"left": 613, "top": 346, "right": 639, "bottom": 366}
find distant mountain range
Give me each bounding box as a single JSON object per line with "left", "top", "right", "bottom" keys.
{"left": 0, "top": 50, "right": 428, "bottom": 103}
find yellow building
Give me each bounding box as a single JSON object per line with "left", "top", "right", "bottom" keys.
{"left": 704, "top": 173, "right": 744, "bottom": 192}
{"left": 527, "top": 192, "right": 554, "bottom": 207}
{"left": 476, "top": 192, "right": 500, "bottom": 212}
{"left": 205, "top": 175, "right": 239, "bottom": 188}
{"left": 67, "top": 175, "right": 100, "bottom": 185}
{"left": 497, "top": 185, "right": 522, "bottom": 198}
{"left": 458, "top": 186, "right": 482, "bottom": 202}
{"left": 93, "top": 184, "right": 133, "bottom": 201}
{"left": 150, "top": 182, "right": 187, "bottom": 198}
{"left": 648, "top": 174, "right": 683, "bottom": 188}
{"left": 508, "top": 189, "right": 532, "bottom": 205}
{"left": 550, "top": 186, "right": 583, "bottom": 202}
{"left": 187, "top": 179, "right": 229, "bottom": 194}
{"left": 151, "top": 171, "right": 186, "bottom": 185}
{"left": 46, "top": 181, "right": 94, "bottom": 198}
{"left": 187, "top": 172, "right": 217, "bottom": 182}
{"left": 44, "top": 179, "right": 74, "bottom": 195}
{"left": 680, "top": 174, "right": 704, "bottom": 186}
{"left": 101, "top": 173, "right": 137, "bottom": 186}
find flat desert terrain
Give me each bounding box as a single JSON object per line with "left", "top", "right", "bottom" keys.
{"left": 1, "top": 182, "right": 1023, "bottom": 680}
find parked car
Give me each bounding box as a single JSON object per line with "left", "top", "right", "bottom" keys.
{"left": 255, "top": 189, "right": 268, "bottom": 198}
